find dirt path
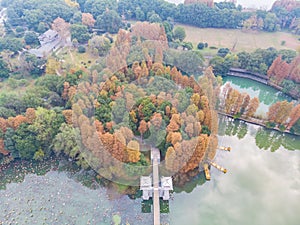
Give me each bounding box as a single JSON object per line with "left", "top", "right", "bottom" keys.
{"left": 68, "top": 49, "right": 75, "bottom": 63}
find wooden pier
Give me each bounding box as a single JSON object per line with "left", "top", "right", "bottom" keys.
{"left": 202, "top": 145, "right": 231, "bottom": 180}
{"left": 152, "top": 148, "right": 160, "bottom": 225}
{"left": 140, "top": 147, "right": 173, "bottom": 225}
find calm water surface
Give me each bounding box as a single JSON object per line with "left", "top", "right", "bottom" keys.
{"left": 169, "top": 117, "right": 300, "bottom": 225}
{"left": 222, "top": 76, "right": 293, "bottom": 116}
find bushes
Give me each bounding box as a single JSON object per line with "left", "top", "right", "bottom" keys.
{"left": 78, "top": 45, "right": 86, "bottom": 53}
{"left": 197, "top": 42, "right": 205, "bottom": 49}
{"left": 265, "top": 121, "right": 276, "bottom": 129}
{"left": 197, "top": 42, "right": 208, "bottom": 50}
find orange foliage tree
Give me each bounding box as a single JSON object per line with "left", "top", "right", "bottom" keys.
{"left": 267, "top": 56, "right": 289, "bottom": 84}
{"left": 82, "top": 13, "right": 96, "bottom": 27}
{"left": 288, "top": 104, "right": 300, "bottom": 129}
{"left": 245, "top": 97, "right": 260, "bottom": 118}
{"left": 25, "top": 108, "right": 36, "bottom": 124}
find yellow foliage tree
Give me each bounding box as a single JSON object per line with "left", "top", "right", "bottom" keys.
{"left": 46, "top": 57, "right": 61, "bottom": 75}
{"left": 125, "top": 140, "right": 141, "bottom": 163}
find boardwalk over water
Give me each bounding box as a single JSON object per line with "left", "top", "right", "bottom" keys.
{"left": 151, "top": 147, "right": 160, "bottom": 225}
{"left": 227, "top": 68, "right": 268, "bottom": 84}
{"left": 140, "top": 147, "right": 173, "bottom": 225}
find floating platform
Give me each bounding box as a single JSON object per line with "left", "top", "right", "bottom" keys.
{"left": 203, "top": 163, "right": 211, "bottom": 180}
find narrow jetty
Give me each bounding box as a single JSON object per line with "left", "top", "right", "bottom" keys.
{"left": 152, "top": 148, "right": 160, "bottom": 225}
{"left": 210, "top": 161, "right": 227, "bottom": 173}
{"left": 140, "top": 147, "right": 173, "bottom": 225}
{"left": 218, "top": 146, "right": 231, "bottom": 151}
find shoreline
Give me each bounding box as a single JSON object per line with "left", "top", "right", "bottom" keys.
{"left": 217, "top": 110, "right": 300, "bottom": 136}
{"left": 226, "top": 68, "right": 299, "bottom": 100}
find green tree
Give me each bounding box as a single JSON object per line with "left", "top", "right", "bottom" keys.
{"left": 70, "top": 24, "right": 90, "bottom": 44}
{"left": 96, "top": 10, "right": 123, "bottom": 33}
{"left": 18, "top": 53, "right": 46, "bottom": 77}
{"left": 282, "top": 79, "right": 296, "bottom": 94}
{"left": 95, "top": 94, "right": 112, "bottom": 124}
{"left": 52, "top": 123, "right": 80, "bottom": 159}
{"left": 210, "top": 56, "right": 232, "bottom": 76}
{"left": 112, "top": 98, "right": 127, "bottom": 124}
{"left": 136, "top": 98, "right": 156, "bottom": 122}
{"left": 0, "top": 59, "right": 10, "bottom": 79}
{"left": 4, "top": 128, "right": 16, "bottom": 157}
{"left": 23, "top": 9, "right": 45, "bottom": 30}
{"left": 35, "top": 74, "right": 65, "bottom": 95}
{"left": 33, "top": 149, "right": 45, "bottom": 161}
{"left": 174, "top": 51, "right": 204, "bottom": 75}
{"left": 0, "top": 37, "right": 24, "bottom": 54}
{"left": 13, "top": 123, "right": 38, "bottom": 160}
{"left": 217, "top": 48, "right": 230, "bottom": 58}
{"left": 263, "top": 13, "right": 278, "bottom": 32}
{"left": 197, "top": 42, "right": 205, "bottom": 50}
{"left": 24, "top": 31, "right": 39, "bottom": 46}
{"left": 88, "top": 35, "right": 111, "bottom": 56}
{"left": 148, "top": 13, "right": 162, "bottom": 23}
{"left": 28, "top": 107, "right": 64, "bottom": 156}
{"left": 84, "top": 0, "right": 117, "bottom": 18}
{"left": 135, "top": 7, "right": 145, "bottom": 21}
{"left": 173, "top": 27, "right": 186, "bottom": 42}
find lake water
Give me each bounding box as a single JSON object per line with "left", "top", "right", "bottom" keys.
{"left": 169, "top": 116, "right": 300, "bottom": 225}
{"left": 222, "top": 76, "right": 293, "bottom": 116}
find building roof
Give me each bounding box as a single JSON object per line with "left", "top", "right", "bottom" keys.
{"left": 28, "top": 37, "right": 61, "bottom": 58}
{"left": 140, "top": 176, "right": 152, "bottom": 189}
{"left": 161, "top": 176, "right": 173, "bottom": 190}
{"left": 39, "top": 29, "right": 58, "bottom": 40}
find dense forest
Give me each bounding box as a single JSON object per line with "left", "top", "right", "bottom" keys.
{"left": 0, "top": 4, "right": 220, "bottom": 183}
{"left": 0, "top": 0, "right": 299, "bottom": 182}
{"left": 1, "top": 0, "right": 300, "bottom": 34}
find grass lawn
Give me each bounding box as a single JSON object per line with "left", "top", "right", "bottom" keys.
{"left": 56, "top": 47, "right": 99, "bottom": 71}
{"left": 176, "top": 23, "right": 300, "bottom": 52}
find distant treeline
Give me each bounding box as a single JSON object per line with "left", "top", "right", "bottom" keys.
{"left": 2, "top": 0, "right": 300, "bottom": 33}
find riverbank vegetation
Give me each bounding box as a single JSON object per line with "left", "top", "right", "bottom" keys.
{"left": 219, "top": 82, "right": 300, "bottom": 135}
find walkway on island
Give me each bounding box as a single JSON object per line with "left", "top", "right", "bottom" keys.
{"left": 151, "top": 147, "right": 160, "bottom": 225}
{"left": 227, "top": 68, "right": 269, "bottom": 84}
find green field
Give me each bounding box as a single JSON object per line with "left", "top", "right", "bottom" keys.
{"left": 177, "top": 23, "right": 300, "bottom": 52}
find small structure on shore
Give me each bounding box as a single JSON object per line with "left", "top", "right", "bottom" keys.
{"left": 140, "top": 176, "right": 152, "bottom": 200}
{"left": 28, "top": 29, "right": 71, "bottom": 58}
{"left": 160, "top": 177, "right": 173, "bottom": 200}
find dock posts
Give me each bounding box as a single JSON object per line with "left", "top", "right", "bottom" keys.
{"left": 218, "top": 146, "right": 231, "bottom": 151}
